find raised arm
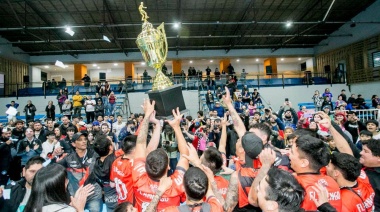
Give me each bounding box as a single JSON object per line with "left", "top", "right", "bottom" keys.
{"left": 222, "top": 87, "right": 246, "bottom": 138}
{"left": 248, "top": 148, "right": 276, "bottom": 206}
{"left": 134, "top": 99, "right": 155, "bottom": 159}
{"left": 167, "top": 108, "right": 190, "bottom": 169}
{"left": 146, "top": 111, "right": 161, "bottom": 155}
{"left": 202, "top": 165, "right": 225, "bottom": 206}
{"left": 316, "top": 112, "right": 353, "bottom": 156}
{"left": 218, "top": 113, "right": 228, "bottom": 154}
{"left": 223, "top": 172, "right": 239, "bottom": 212}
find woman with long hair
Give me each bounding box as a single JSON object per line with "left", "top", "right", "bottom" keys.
{"left": 54, "top": 127, "right": 66, "bottom": 141}
{"left": 24, "top": 163, "right": 94, "bottom": 212}
{"left": 108, "top": 91, "right": 117, "bottom": 116}
{"left": 57, "top": 89, "right": 67, "bottom": 114}
{"left": 62, "top": 99, "right": 72, "bottom": 120}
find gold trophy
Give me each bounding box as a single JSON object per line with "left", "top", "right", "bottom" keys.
{"left": 136, "top": 2, "right": 173, "bottom": 91}
{"left": 136, "top": 2, "right": 187, "bottom": 117}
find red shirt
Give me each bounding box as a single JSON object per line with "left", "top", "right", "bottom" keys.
{"left": 296, "top": 173, "right": 342, "bottom": 212}
{"left": 215, "top": 175, "right": 229, "bottom": 199}
{"left": 110, "top": 156, "right": 134, "bottom": 204}
{"left": 132, "top": 158, "right": 186, "bottom": 212}
{"left": 341, "top": 170, "right": 375, "bottom": 212}
{"left": 163, "top": 196, "right": 223, "bottom": 212}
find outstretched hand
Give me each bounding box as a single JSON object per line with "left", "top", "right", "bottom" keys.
{"left": 182, "top": 143, "right": 201, "bottom": 167}
{"left": 141, "top": 99, "right": 155, "bottom": 117}
{"left": 70, "top": 184, "right": 95, "bottom": 212}
{"left": 315, "top": 111, "right": 332, "bottom": 129}
{"left": 222, "top": 87, "right": 232, "bottom": 106}
{"left": 149, "top": 110, "right": 160, "bottom": 125}
{"left": 165, "top": 107, "right": 182, "bottom": 128}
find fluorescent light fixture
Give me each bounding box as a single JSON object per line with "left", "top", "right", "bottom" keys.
{"left": 236, "top": 59, "right": 240, "bottom": 62}
{"left": 55, "top": 60, "right": 66, "bottom": 68}
{"left": 375, "top": 58, "right": 380, "bottom": 61}
{"left": 281, "top": 58, "right": 284, "bottom": 61}
{"left": 141, "top": 62, "right": 146, "bottom": 65}
{"left": 65, "top": 27, "right": 75, "bottom": 36}
{"left": 173, "top": 22, "right": 180, "bottom": 29}
{"left": 97, "top": 67, "right": 100, "bottom": 69}
{"left": 285, "top": 21, "right": 292, "bottom": 28}
{"left": 113, "top": 63, "right": 118, "bottom": 66}
{"left": 210, "top": 60, "right": 213, "bottom": 63}
{"left": 189, "top": 61, "right": 193, "bottom": 63}
{"left": 298, "top": 58, "right": 301, "bottom": 60}
{"left": 255, "top": 59, "right": 259, "bottom": 62}
{"left": 44, "top": 66, "right": 49, "bottom": 69}
{"left": 103, "top": 35, "right": 111, "bottom": 42}
{"left": 92, "top": 64, "right": 97, "bottom": 67}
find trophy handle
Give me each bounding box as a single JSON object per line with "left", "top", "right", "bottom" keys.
{"left": 157, "top": 23, "right": 168, "bottom": 62}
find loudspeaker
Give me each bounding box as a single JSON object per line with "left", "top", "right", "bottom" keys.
{"left": 266, "top": 66, "right": 272, "bottom": 75}
{"left": 23, "top": 76, "right": 29, "bottom": 83}
{"left": 99, "top": 73, "right": 106, "bottom": 81}
{"left": 324, "top": 65, "right": 331, "bottom": 74}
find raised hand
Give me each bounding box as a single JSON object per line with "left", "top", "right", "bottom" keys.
{"left": 71, "top": 184, "right": 95, "bottom": 212}
{"left": 315, "top": 111, "right": 331, "bottom": 129}
{"left": 222, "top": 86, "right": 232, "bottom": 106}
{"left": 221, "top": 113, "right": 228, "bottom": 126}
{"left": 311, "top": 183, "right": 329, "bottom": 207}
{"left": 166, "top": 107, "right": 182, "bottom": 128}
{"left": 259, "top": 147, "right": 276, "bottom": 167}
{"left": 141, "top": 99, "right": 155, "bottom": 117}
{"left": 149, "top": 110, "right": 160, "bottom": 125}
{"left": 182, "top": 143, "right": 201, "bottom": 167}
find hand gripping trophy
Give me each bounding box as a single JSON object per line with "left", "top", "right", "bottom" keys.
{"left": 136, "top": 2, "right": 187, "bottom": 117}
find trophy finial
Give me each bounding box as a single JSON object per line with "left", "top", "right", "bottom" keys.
{"left": 138, "top": 2, "right": 149, "bottom": 22}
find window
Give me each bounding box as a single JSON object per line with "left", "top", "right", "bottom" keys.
{"left": 372, "top": 51, "right": 380, "bottom": 68}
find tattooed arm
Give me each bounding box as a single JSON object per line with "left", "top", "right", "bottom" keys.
{"left": 223, "top": 171, "right": 239, "bottom": 212}
{"left": 146, "top": 111, "right": 161, "bottom": 155}
{"left": 135, "top": 99, "right": 155, "bottom": 159}
{"left": 222, "top": 87, "right": 246, "bottom": 138}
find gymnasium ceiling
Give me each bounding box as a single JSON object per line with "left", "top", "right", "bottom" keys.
{"left": 0, "top": 0, "right": 377, "bottom": 56}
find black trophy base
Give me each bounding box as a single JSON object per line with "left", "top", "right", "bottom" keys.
{"left": 147, "top": 84, "right": 187, "bottom": 118}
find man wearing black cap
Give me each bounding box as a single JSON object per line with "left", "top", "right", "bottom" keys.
{"left": 52, "top": 132, "right": 103, "bottom": 212}
{"left": 344, "top": 111, "right": 366, "bottom": 143}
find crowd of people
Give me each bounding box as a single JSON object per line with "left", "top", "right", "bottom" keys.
{"left": 0, "top": 84, "right": 379, "bottom": 212}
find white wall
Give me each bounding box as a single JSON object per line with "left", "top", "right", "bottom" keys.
{"left": 0, "top": 37, "right": 30, "bottom": 63}
{"left": 46, "top": 71, "right": 74, "bottom": 81}
{"left": 31, "top": 67, "right": 42, "bottom": 82}
{"left": 350, "top": 81, "right": 379, "bottom": 99}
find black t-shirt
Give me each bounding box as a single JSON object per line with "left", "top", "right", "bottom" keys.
{"left": 93, "top": 153, "right": 117, "bottom": 184}
{"left": 11, "top": 128, "right": 26, "bottom": 141}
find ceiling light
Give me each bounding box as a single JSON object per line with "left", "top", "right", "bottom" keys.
{"left": 65, "top": 27, "right": 75, "bottom": 36}
{"left": 103, "top": 35, "right": 111, "bottom": 42}
{"left": 93, "top": 64, "right": 97, "bottom": 67}
{"left": 97, "top": 67, "right": 100, "bottom": 69}
{"left": 285, "top": 21, "right": 292, "bottom": 28}
{"left": 113, "top": 63, "right": 118, "bottom": 66}
{"left": 173, "top": 22, "right": 180, "bottom": 29}
{"left": 189, "top": 61, "right": 193, "bottom": 63}
{"left": 236, "top": 59, "right": 240, "bottom": 62}
{"left": 281, "top": 58, "right": 284, "bottom": 61}
{"left": 55, "top": 60, "right": 65, "bottom": 68}
{"left": 44, "top": 66, "right": 49, "bottom": 69}
{"left": 255, "top": 59, "right": 259, "bottom": 62}
{"left": 375, "top": 58, "right": 380, "bottom": 61}
{"left": 210, "top": 60, "right": 213, "bottom": 63}
{"left": 298, "top": 58, "right": 301, "bottom": 61}
{"left": 64, "top": 65, "right": 68, "bottom": 68}
{"left": 141, "top": 62, "right": 146, "bottom": 65}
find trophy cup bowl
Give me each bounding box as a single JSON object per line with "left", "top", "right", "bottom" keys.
{"left": 136, "top": 3, "right": 187, "bottom": 118}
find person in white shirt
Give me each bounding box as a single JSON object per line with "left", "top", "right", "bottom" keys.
{"left": 112, "top": 115, "right": 126, "bottom": 138}
{"left": 84, "top": 95, "right": 96, "bottom": 124}
{"left": 40, "top": 131, "right": 60, "bottom": 159}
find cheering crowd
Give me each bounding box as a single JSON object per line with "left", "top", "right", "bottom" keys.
{"left": 0, "top": 85, "right": 379, "bottom": 212}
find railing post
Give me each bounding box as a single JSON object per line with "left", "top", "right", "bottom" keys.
{"left": 282, "top": 74, "right": 284, "bottom": 89}
{"left": 257, "top": 75, "right": 260, "bottom": 89}
{"left": 16, "top": 83, "right": 19, "bottom": 100}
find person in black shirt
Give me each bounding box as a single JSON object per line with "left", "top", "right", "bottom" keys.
{"left": 11, "top": 120, "right": 26, "bottom": 141}
{"left": 82, "top": 74, "right": 91, "bottom": 91}
{"left": 0, "top": 128, "right": 12, "bottom": 185}
{"left": 344, "top": 111, "right": 366, "bottom": 143}
{"left": 340, "top": 89, "right": 347, "bottom": 102}
{"left": 59, "top": 115, "right": 78, "bottom": 136}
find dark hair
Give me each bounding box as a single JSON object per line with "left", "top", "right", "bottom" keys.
{"left": 24, "top": 164, "right": 69, "bottom": 212}
{"left": 202, "top": 147, "right": 223, "bottom": 174}
{"left": 295, "top": 135, "right": 330, "bottom": 171}
{"left": 66, "top": 126, "right": 76, "bottom": 132}
{"left": 186, "top": 116, "right": 193, "bottom": 122}
{"left": 293, "top": 128, "right": 317, "bottom": 138}
{"left": 117, "top": 115, "right": 122, "bottom": 118}
{"left": 114, "top": 202, "right": 134, "bottom": 212}
{"left": 197, "top": 111, "right": 203, "bottom": 117}
{"left": 365, "top": 119, "right": 379, "bottom": 127}
{"left": 93, "top": 134, "right": 111, "bottom": 157}
{"left": 45, "top": 131, "right": 55, "bottom": 137}
{"left": 253, "top": 112, "right": 261, "bottom": 116}
{"left": 265, "top": 168, "right": 305, "bottom": 211}
{"left": 249, "top": 123, "right": 272, "bottom": 142}
{"left": 25, "top": 156, "right": 46, "bottom": 170}
{"left": 362, "top": 139, "right": 380, "bottom": 157}
{"left": 359, "top": 130, "right": 373, "bottom": 137}
{"left": 184, "top": 167, "right": 208, "bottom": 201}
{"left": 330, "top": 152, "right": 361, "bottom": 182}
{"left": 122, "top": 135, "right": 137, "bottom": 154}
{"left": 101, "top": 123, "right": 109, "bottom": 128}
{"left": 145, "top": 149, "right": 169, "bottom": 180}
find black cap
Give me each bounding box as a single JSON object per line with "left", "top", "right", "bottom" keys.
{"left": 242, "top": 132, "right": 263, "bottom": 168}
{"left": 72, "top": 132, "right": 88, "bottom": 141}
{"left": 347, "top": 110, "right": 357, "bottom": 115}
